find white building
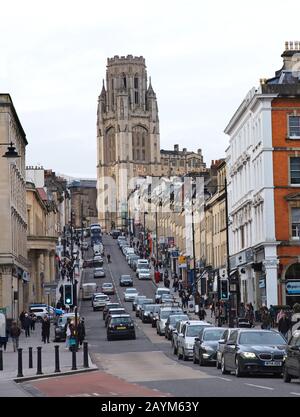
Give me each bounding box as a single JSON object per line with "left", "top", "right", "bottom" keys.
{"left": 225, "top": 87, "right": 278, "bottom": 309}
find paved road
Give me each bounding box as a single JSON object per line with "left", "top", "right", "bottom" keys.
{"left": 22, "top": 235, "right": 300, "bottom": 397}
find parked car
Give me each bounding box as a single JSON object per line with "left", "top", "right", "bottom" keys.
{"left": 136, "top": 261, "right": 150, "bottom": 277}
{"left": 216, "top": 328, "right": 237, "bottom": 369}
{"left": 124, "top": 288, "right": 139, "bottom": 302}
{"left": 132, "top": 295, "right": 146, "bottom": 311}
{"left": 119, "top": 275, "right": 133, "bottom": 287}
{"left": 221, "top": 329, "right": 287, "bottom": 377}
{"left": 165, "top": 314, "right": 189, "bottom": 340}
{"left": 107, "top": 314, "right": 136, "bottom": 341}
{"left": 117, "top": 236, "right": 127, "bottom": 246}
{"left": 193, "top": 327, "right": 225, "bottom": 365}
{"left": 92, "top": 294, "right": 110, "bottom": 311}
{"left": 155, "top": 288, "right": 171, "bottom": 303}
{"left": 29, "top": 306, "right": 54, "bottom": 322}
{"left": 141, "top": 304, "right": 161, "bottom": 323}
{"left": 172, "top": 319, "right": 189, "bottom": 355}
{"left": 54, "top": 313, "right": 78, "bottom": 342}
{"left": 136, "top": 298, "right": 154, "bottom": 318}
{"left": 137, "top": 269, "right": 151, "bottom": 280}
{"left": 128, "top": 254, "right": 139, "bottom": 266}
{"left": 91, "top": 292, "right": 105, "bottom": 306}
{"left": 93, "top": 256, "right": 104, "bottom": 266}
{"left": 101, "top": 283, "right": 115, "bottom": 295}
{"left": 156, "top": 308, "right": 184, "bottom": 336}
{"left": 94, "top": 267, "right": 106, "bottom": 278}
{"left": 105, "top": 308, "right": 126, "bottom": 327}
{"left": 160, "top": 294, "right": 176, "bottom": 304}
{"left": 82, "top": 283, "right": 97, "bottom": 300}
{"left": 177, "top": 321, "right": 211, "bottom": 361}
{"left": 283, "top": 329, "right": 300, "bottom": 383}
{"left": 103, "top": 303, "right": 120, "bottom": 321}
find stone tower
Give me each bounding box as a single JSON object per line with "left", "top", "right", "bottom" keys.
{"left": 97, "top": 55, "right": 160, "bottom": 231}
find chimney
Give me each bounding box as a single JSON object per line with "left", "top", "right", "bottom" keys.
{"left": 174, "top": 144, "right": 179, "bottom": 152}
{"left": 197, "top": 148, "right": 202, "bottom": 155}
{"left": 282, "top": 41, "right": 300, "bottom": 71}
{"left": 183, "top": 148, "right": 187, "bottom": 153}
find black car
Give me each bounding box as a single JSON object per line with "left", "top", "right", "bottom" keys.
{"left": 141, "top": 304, "right": 160, "bottom": 323}
{"left": 283, "top": 329, "right": 300, "bottom": 383}
{"left": 165, "top": 314, "right": 189, "bottom": 340}
{"left": 53, "top": 313, "right": 76, "bottom": 342}
{"left": 193, "top": 327, "right": 226, "bottom": 365}
{"left": 102, "top": 303, "right": 120, "bottom": 320}
{"left": 107, "top": 314, "right": 136, "bottom": 341}
{"left": 119, "top": 275, "right": 133, "bottom": 287}
{"left": 221, "top": 329, "right": 287, "bottom": 377}
{"left": 105, "top": 308, "right": 126, "bottom": 327}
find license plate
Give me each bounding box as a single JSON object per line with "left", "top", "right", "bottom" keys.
{"left": 264, "top": 361, "right": 282, "bottom": 366}
{"left": 117, "top": 326, "right": 126, "bottom": 330}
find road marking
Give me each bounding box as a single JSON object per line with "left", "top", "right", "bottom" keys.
{"left": 245, "top": 383, "right": 274, "bottom": 391}
{"left": 216, "top": 377, "right": 232, "bottom": 382}
{"left": 290, "top": 392, "right": 300, "bottom": 396}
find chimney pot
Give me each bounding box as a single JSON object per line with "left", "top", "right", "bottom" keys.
{"left": 285, "top": 41, "right": 289, "bottom": 50}
{"left": 290, "top": 41, "right": 294, "bottom": 50}
{"left": 174, "top": 144, "right": 179, "bottom": 152}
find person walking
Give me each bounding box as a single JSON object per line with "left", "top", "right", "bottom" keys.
{"left": 10, "top": 321, "right": 21, "bottom": 352}
{"left": 41, "top": 316, "right": 51, "bottom": 343}
{"left": 30, "top": 313, "right": 36, "bottom": 331}
{"left": 278, "top": 312, "right": 291, "bottom": 340}
{"left": 23, "top": 313, "right": 31, "bottom": 337}
{"left": 107, "top": 253, "right": 111, "bottom": 263}
{"left": 77, "top": 318, "right": 86, "bottom": 346}
{"left": 19, "top": 310, "right": 26, "bottom": 330}
{"left": 198, "top": 307, "right": 207, "bottom": 321}
{"left": 261, "top": 308, "right": 272, "bottom": 330}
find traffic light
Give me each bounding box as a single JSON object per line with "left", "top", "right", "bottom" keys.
{"left": 220, "top": 279, "right": 229, "bottom": 300}
{"left": 63, "top": 284, "right": 73, "bottom": 305}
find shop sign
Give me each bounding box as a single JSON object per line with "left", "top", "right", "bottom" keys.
{"left": 286, "top": 281, "right": 300, "bottom": 295}
{"left": 171, "top": 250, "right": 179, "bottom": 258}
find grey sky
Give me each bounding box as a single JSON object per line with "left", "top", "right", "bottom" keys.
{"left": 1, "top": 0, "right": 300, "bottom": 178}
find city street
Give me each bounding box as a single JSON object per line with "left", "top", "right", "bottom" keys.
{"left": 21, "top": 236, "right": 300, "bottom": 397}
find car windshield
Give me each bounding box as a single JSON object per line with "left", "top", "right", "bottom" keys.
{"left": 121, "top": 276, "right": 132, "bottom": 280}
{"left": 102, "top": 284, "right": 112, "bottom": 288}
{"left": 239, "top": 331, "right": 287, "bottom": 345}
{"left": 157, "top": 290, "right": 170, "bottom": 296}
{"left": 126, "top": 289, "right": 137, "bottom": 293}
{"left": 187, "top": 326, "right": 205, "bottom": 337}
{"left": 140, "top": 269, "right": 150, "bottom": 273}
{"left": 203, "top": 329, "right": 225, "bottom": 341}
{"left": 160, "top": 311, "right": 174, "bottom": 319}
{"left": 95, "top": 295, "right": 108, "bottom": 300}
{"left": 111, "top": 317, "right": 132, "bottom": 325}
{"left": 169, "top": 315, "right": 189, "bottom": 325}
{"left": 105, "top": 304, "right": 119, "bottom": 309}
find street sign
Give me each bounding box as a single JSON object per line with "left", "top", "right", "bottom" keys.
{"left": 286, "top": 281, "right": 300, "bottom": 295}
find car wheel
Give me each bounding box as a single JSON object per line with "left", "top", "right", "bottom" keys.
{"left": 193, "top": 352, "right": 199, "bottom": 364}
{"left": 283, "top": 365, "right": 292, "bottom": 383}
{"left": 183, "top": 349, "right": 189, "bottom": 361}
{"left": 221, "top": 356, "right": 230, "bottom": 375}
{"left": 177, "top": 348, "right": 183, "bottom": 360}
{"left": 235, "top": 357, "right": 244, "bottom": 377}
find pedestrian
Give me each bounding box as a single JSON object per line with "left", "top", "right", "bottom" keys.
{"left": 278, "top": 312, "right": 291, "bottom": 340}
{"left": 173, "top": 278, "right": 179, "bottom": 293}
{"left": 41, "top": 316, "right": 50, "bottom": 343}
{"left": 198, "top": 307, "right": 207, "bottom": 321}
{"left": 210, "top": 302, "right": 215, "bottom": 318}
{"left": 10, "top": 321, "right": 21, "bottom": 352}
{"left": 261, "top": 307, "right": 272, "bottom": 330}
{"left": 182, "top": 294, "right": 189, "bottom": 309}
{"left": 19, "top": 310, "right": 26, "bottom": 329}
{"left": 65, "top": 318, "right": 72, "bottom": 349}
{"left": 239, "top": 303, "right": 246, "bottom": 318}
{"left": 107, "top": 253, "right": 111, "bottom": 263}
{"left": 269, "top": 305, "right": 276, "bottom": 328}
{"left": 276, "top": 309, "right": 285, "bottom": 325}
{"left": 77, "top": 318, "right": 86, "bottom": 346}
{"left": 23, "top": 313, "right": 31, "bottom": 337}
{"left": 30, "top": 313, "right": 37, "bottom": 331}
{"left": 245, "top": 304, "right": 254, "bottom": 327}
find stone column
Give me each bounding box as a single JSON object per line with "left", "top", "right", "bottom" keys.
{"left": 49, "top": 251, "right": 55, "bottom": 283}
{"left": 44, "top": 251, "right": 51, "bottom": 284}
{"left": 264, "top": 257, "right": 279, "bottom": 308}
{"left": 36, "top": 252, "right": 43, "bottom": 302}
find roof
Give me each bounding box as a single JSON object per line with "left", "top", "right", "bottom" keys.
{"left": 36, "top": 188, "right": 48, "bottom": 201}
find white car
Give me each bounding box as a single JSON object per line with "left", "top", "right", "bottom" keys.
{"left": 124, "top": 288, "right": 139, "bottom": 302}
{"left": 156, "top": 307, "right": 183, "bottom": 336}
{"left": 155, "top": 288, "right": 171, "bottom": 303}
{"left": 137, "top": 269, "right": 151, "bottom": 280}
{"left": 177, "top": 321, "right": 212, "bottom": 361}
{"left": 92, "top": 294, "right": 110, "bottom": 311}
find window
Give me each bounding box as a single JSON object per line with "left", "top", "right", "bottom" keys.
{"left": 290, "top": 157, "right": 300, "bottom": 184}
{"left": 289, "top": 115, "right": 300, "bottom": 138}
{"left": 135, "top": 91, "right": 139, "bottom": 104}
{"left": 134, "top": 77, "right": 139, "bottom": 89}
{"left": 292, "top": 208, "right": 300, "bottom": 239}
{"left": 241, "top": 226, "right": 245, "bottom": 249}
{"left": 228, "top": 330, "right": 238, "bottom": 344}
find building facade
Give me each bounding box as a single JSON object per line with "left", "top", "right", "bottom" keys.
{"left": 69, "top": 179, "right": 98, "bottom": 228}
{"left": 97, "top": 55, "right": 160, "bottom": 231}
{"left": 0, "top": 94, "right": 29, "bottom": 319}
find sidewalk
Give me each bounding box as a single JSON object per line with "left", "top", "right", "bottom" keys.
{"left": 0, "top": 322, "right": 96, "bottom": 385}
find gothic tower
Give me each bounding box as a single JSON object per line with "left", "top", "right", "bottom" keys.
{"left": 97, "top": 55, "right": 160, "bottom": 231}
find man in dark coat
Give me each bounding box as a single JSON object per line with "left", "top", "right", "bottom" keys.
{"left": 41, "top": 316, "right": 51, "bottom": 343}
{"left": 23, "top": 313, "right": 31, "bottom": 337}
{"left": 77, "top": 318, "right": 86, "bottom": 346}
{"left": 278, "top": 313, "right": 291, "bottom": 340}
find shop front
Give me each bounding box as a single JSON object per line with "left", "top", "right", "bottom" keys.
{"left": 284, "top": 263, "right": 300, "bottom": 308}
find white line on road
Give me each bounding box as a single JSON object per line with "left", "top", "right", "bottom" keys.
{"left": 290, "top": 392, "right": 300, "bottom": 396}
{"left": 216, "top": 377, "right": 232, "bottom": 382}
{"left": 245, "top": 383, "right": 274, "bottom": 391}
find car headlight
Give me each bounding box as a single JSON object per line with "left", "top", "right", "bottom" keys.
{"left": 283, "top": 354, "right": 287, "bottom": 361}
{"left": 240, "top": 352, "right": 257, "bottom": 359}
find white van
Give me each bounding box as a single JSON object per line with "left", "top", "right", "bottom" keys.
{"left": 82, "top": 283, "right": 97, "bottom": 300}
{"left": 136, "top": 259, "right": 150, "bottom": 276}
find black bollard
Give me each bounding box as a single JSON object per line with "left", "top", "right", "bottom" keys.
{"left": 36, "top": 346, "right": 43, "bottom": 375}
{"left": 29, "top": 347, "right": 33, "bottom": 369}
{"left": 54, "top": 345, "right": 61, "bottom": 373}
{"left": 17, "top": 348, "right": 23, "bottom": 378}
{"left": 71, "top": 347, "right": 77, "bottom": 370}
{"left": 83, "top": 342, "right": 89, "bottom": 368}
{"left": 0, "top": 349, "right": 3, "bottom": 371}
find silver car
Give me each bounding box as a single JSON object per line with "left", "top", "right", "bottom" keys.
{"left": 124, "top": 288, "right": 139, "bottom": 302}
{"left": 94, "top": 267, "right": 105, "bottom": 278}
{"left": 156, "top": 308, "right": 183, "bottom": 336}
{"left": 138, "top": 269, "right": 151, "bottom": 280}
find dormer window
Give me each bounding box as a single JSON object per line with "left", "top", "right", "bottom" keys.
{"left": 288, "top": 115, "right": 300, "bottom": 138}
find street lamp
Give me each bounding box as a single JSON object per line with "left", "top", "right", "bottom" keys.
{"left": 1, "top": 142, "right": 20, "bottom": 159}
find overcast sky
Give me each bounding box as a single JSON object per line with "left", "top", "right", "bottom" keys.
{"left": 1, "top": 0, "right": 300, "bottom": 178}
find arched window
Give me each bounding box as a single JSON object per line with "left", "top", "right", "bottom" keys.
{"left": 285, "top": 263, "right": 300, "bottom": 280}
{"left": 134, "top": 75, "right": 139, "bottom": 105}
{"left": 132, "top": 126, "right": 148, "bottom": 161}
{"left": 104, "top": 127, "right": 116, "bottom": 163}
{"left": 122, "top": 73, "right": 127, "bottom": 89}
